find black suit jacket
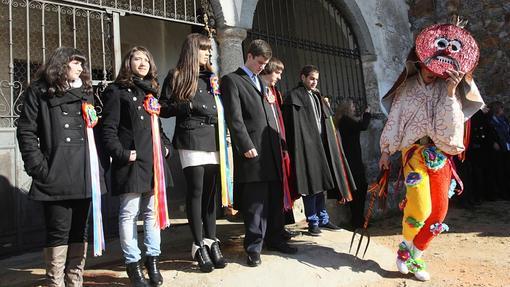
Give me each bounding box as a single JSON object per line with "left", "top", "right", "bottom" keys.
{"left": 220, "top": 68, "right": 281, "bottom": 185}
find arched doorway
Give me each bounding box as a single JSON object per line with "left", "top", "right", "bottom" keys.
{"left": 244, "top": 0, "right": 367, "bottom": 110}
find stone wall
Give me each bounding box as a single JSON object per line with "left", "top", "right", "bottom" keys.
{"left": 408, "top": 0, "right": 510, "bottom": 107}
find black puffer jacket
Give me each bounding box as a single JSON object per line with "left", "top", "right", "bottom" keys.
{"left": 17, "top": 80, "right": 107, "bottom": 201}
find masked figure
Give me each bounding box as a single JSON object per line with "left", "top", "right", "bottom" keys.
{"left": 379, "top": 21, "right": 484, "bottom": 281}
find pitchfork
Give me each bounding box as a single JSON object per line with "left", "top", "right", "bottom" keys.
{"left": 349, "top": 167, "right": 390, "bottom": 259}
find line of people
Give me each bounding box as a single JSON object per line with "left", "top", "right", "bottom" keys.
{"left": 17, "top": 36, "right": 370, "bottom": 287}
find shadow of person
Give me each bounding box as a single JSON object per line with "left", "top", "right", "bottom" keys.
{"left": 284, "top": 240, "right": 403, "bottom": 280}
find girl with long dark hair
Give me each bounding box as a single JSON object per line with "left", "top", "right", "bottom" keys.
{"left": 160, "top": 33, "right": 228, "bottom": 272}
{"left": 17, "top": 47, "right": 107, "bottom": 286}
{"left": 335, "top": 99, "right": 371, "bottom": 229}
{"left": 102, "top": 46, "right": 172, "bottom": 287}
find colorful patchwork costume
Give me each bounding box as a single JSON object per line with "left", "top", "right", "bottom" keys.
{"left": 380, "top": 21, "right": 484, "bottom": 281}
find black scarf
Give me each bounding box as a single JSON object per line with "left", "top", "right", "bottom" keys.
{"left": 132, "top": 77, "right": 158, "bottom": 96}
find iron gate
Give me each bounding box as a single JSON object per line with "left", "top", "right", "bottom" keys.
{"left": 244, "top": 0, "right": 367, "bottom": 111}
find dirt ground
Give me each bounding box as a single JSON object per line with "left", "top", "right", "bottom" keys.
{"left": 365, "top": 200, "right": 510, "bottom": 287}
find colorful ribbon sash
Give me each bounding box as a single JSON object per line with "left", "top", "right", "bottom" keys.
{"left": 328, "top": 116, "right": 354, "bottom": 202}
{"left": 81, "top": 103, "right": 105, "bottom": 257}
{"left": 267, "top": 87, "right": 293, "bottom": 211}
{"left": 143, "top": 94, "right": 170, "bottom": 229}
{"left": 210, "top": 76, "right": 234, "bottom": 207}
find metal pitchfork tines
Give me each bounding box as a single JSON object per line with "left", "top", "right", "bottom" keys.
{"left": 349, "top": 167, "right": 390, "bottom": 259}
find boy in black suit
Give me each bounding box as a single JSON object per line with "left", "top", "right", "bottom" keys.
{"left": 220, "top": 40, "right": 297, "bottom": 267}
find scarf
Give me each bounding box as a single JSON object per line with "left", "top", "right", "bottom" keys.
{"left": 81, "top": 103, "right": 105, "bottom": 256}
{"left": 269, "top": 86, "right": 295, "bottom": 210}
{"left": 210, "top": 75, "right": 234, "bottom": 206}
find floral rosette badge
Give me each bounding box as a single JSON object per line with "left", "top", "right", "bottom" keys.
{"left": 144, "top": 94, "right": 160, "bottom": 116}
{"left": 82, "top": 103, "right": 98, "bottom": 128}
{"left": 210, "top": 76, "right": 220, "bottom": 96}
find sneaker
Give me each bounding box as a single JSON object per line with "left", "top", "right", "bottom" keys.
{"left": 308, "top": 225, "right": 321, "bottom": 236}
{"left": 319, "top": 221, "right": 341, "bottom": 231}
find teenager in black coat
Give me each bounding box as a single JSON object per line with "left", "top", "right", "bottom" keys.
{"left": 102, "top": 46, "right": 171, "bottom": 287}
{"left": 17, "top": 47, "right": 107, "bottom": 286}
{"left": 159, "top": 33, "right": 227, "bottom": 272}
{"left": 335, "top": 99, "right": 371, "bottom": 229}
{"left": 220, "top": 40, "right": 296, "bottom": 267}
{"left": 283, "top": 65, "right": 355, "bottom": 236}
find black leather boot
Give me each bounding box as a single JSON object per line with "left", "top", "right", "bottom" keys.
{"left": 126, "top": 261, "right": 150, "bottom": 287}
{"left": 209, "top": 241, "right": 227, "bottom": 268}
{"left": 144, "top": 256, "right": 163, "bottom": 286}
{"left": 192, "top": 243, "right": 214, "bottom": 273}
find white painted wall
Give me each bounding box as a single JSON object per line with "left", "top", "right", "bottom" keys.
{"left": 354, "top": 0, "right": 412, "bottom": 103}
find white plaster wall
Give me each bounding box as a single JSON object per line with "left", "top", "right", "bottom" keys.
{"left": 354, "top": 0, "right": 412, "bottom": 105}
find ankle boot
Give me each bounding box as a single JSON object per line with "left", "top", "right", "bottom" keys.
{"left": 64, "top": 242, "right": 87, "bottom": 287}
{"left": 144, "top": 256, "right": 163, "bottom": 286}
{"left": 204, "top": 238, "right": 227, "bottom": 269}
{"left": 191, "top": 243, "right": 214, "bottom": 273}
{"left": 126, "top": 261, "right": 150, "bottom": 287}
{"left": 44, "top": 245, "right": 68, "bottom": 287}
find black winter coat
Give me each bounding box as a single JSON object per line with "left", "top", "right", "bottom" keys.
{"left": 283, "top": 85, "right": 356, "bottom": 200}
{"left": 17, "top": 80, "right": 107, "bottom": 201}
{"left": 101, "top": 83, "right": 172, "bottom": 196}
{"left": 336, "top": 112, "right": 371, "bottom": 188}
{"left": 160, "top": 70, "right": 219, "bottom": 151}
{"left": 220, "top": 68, "right": 282, "bottom": 186}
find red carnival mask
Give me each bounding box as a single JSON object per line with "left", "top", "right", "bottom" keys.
{"left": 415, "top": 24, "right": 479, "bottom": 78}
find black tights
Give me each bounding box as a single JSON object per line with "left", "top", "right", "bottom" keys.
{"left": 183, "top": 164, "right": 219, "bottom": 245}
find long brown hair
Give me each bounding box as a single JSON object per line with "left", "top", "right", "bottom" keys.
{"left": 34, "top": 47, "right": 92, "bottom": 97}
{"left": 171, "top": 33, "right": 212, "bottom": 102}
{"left": 115, "top": 46, "right": 159, "bottom": 90}
{"left": 335, "top": 99, "right": 357, "bottom": 124}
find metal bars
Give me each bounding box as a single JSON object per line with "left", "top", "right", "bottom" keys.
{"left": 59, "top": 0, "right": 204, "bottom": 25}
{"left": 0, "top": 0, "right": 114, "bottom": 128}
{"left": 244, "top": 0, "right": 367, "bottom": 110}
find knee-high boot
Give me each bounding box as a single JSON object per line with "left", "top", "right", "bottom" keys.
{"left": 64, "top": 242, "right": 87, "bottom": 287}
{"left": 44, "top": 245, "right": 68, "bottom": 287}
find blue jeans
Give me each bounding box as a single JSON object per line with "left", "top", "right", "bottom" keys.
{"left": 119, "top": 192, "right": 161, "bottom": 264}
{"left": 302, "top": 192, "right": 329, "bottom": 227}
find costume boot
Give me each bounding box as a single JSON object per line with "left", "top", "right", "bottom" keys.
{"left": 204, "top": 238, "right": 227, "bottom": 269}
{"left": 396, "top": 241, "right": 412, "bottom": 274}
{"left": 191, "top": 242, "right": 214, "bottom": 273}
{"left": 126, "top": 261, "right": 150, "bottom": 287}
{"left": 64, "top": 242, "right": 87, "bottom": 287}
{"left": 144, "top": 256, "right": 163, "bottom": 286}
{"left": 44, "top": 245, "right": 68, "bottom": 287}
{"left": 412, "top": 246, "right": 430, "bottom": 281}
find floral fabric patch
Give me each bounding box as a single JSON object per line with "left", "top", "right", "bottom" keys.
{"left": 422, "top": 146, "right": 447, "bottom": 170}
{"left": 430, "top": 222, "right": 449, "bottom": 236}
{"left": 405, "top": 172, "right": 422, "bottom": 186}
{"left": 405, "top": 216, "right": 425, "bottom": 228}
{"left": 448, "top": 179, "right": 457, "bottom": 198}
